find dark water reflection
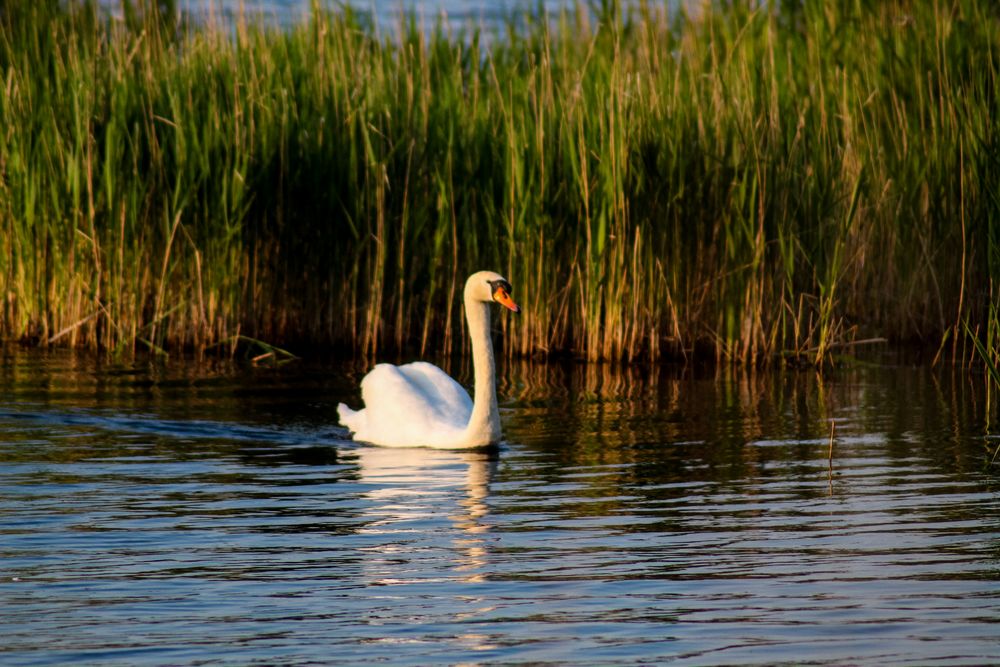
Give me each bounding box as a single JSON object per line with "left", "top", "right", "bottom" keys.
{"left": 1, "top": 350, "right": 998, "bottom": 665}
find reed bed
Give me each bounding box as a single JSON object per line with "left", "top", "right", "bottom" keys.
{"left": 1, "top": 0, "right": 998, "bottom": 363}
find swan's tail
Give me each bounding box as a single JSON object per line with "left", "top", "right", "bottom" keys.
{"left": 337, "top": 402, "right": 364, "bottom": 435}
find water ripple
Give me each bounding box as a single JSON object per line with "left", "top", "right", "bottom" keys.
{"left": 1, "top": 357, "right": 998, "bottom": 664}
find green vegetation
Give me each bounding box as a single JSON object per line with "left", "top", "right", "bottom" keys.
{"left": 1, "top": 0, "right": 998, "bottom": 363}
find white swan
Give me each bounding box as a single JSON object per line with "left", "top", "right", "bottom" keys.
{"left": 337, "top": 270, "right": 520, "bottom": 449}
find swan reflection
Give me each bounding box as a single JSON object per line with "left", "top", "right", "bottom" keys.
{"left": 352, "top": 446, "right": 498, "bottom": 586}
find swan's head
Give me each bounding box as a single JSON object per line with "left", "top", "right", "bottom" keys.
{"left": 466, "top": 270, "right": 521, "bottom": 313}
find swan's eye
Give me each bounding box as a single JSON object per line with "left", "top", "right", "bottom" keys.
{"left": 489, "top": 279, "right": 513, "bottom": 299}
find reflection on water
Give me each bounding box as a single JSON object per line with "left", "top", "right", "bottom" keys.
{"left": 0, "top": 349, "right": 998, "bottom": 665}
{"left": 353, "top": 446, "right": 496, "bottom": 585}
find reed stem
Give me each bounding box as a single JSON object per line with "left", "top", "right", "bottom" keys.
{"left": 0, "top": 1, "right": 997, "bottom": 365}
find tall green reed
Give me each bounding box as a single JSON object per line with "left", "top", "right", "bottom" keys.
{"left": 0, "top": 0, "right": 997, "bottom": 364}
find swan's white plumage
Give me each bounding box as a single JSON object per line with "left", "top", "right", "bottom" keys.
{"left": 337, "top": 270, "right": 519, "bottom": 449}
{"left": 337, "top": 362, "right": 473, "bottom": 447}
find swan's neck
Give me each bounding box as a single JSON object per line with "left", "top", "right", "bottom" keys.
{"left": 464, "top": 297, "right": 501, "bottom": 446}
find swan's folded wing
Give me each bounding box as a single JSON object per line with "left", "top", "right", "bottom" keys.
{"left": 396, "top": 362, "right": 473, "bottom": 420}
{"left": 351, "top": 363, "right": 471, "bottom": 446}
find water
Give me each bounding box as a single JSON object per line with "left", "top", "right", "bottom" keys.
{"left": 195, "top": 0, "right": 578, "bottom": 27}
{"left": 1, "top": 350, "right": 999, "bottom": 665}
{"left": 104, "top": 0, "right": 687, "bottom": 32}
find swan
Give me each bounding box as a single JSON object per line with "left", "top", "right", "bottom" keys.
{"left": 337, "top": 270, "right": 520, "bottom": 449}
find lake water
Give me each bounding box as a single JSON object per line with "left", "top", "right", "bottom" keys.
{"left": 108, "top": 0, "right": 685, "bottom": 31}
{"left": 201, "top": 0, "right": 576, "bottom": 25}
{"left": 1, "top": 349, "right": 999, "bottom": 665}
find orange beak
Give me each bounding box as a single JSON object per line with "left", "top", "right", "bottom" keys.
{"left": 494, "top": 288, "right": 521, "bottom": 313}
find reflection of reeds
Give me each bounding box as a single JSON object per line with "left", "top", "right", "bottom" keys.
{"left": 964, "top": 297, "right": 1000, "bottom": 459}
{"left": 1, "top": 2, "right": 997, "bottom": 363}
{"left": 828, "top": 420, "right": 835, "bottom": 493}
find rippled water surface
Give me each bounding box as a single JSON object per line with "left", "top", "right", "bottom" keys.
{"left": 2, "top": 350, "right": 999, "bottom": 665}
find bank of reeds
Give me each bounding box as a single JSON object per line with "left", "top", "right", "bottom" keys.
{"left": 1, "top": 0, "right": 998, "bottom": 363}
